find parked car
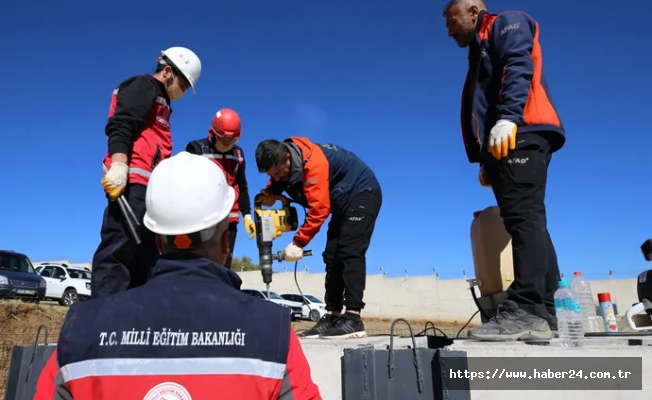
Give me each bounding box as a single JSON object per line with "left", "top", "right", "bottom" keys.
{"left": 37, "top": 262, "right": 91, "bottom": 273}
{"left": 38, "top": 262, "right": 69, "bottom": 268}
{"left": 281, "top": 293, "right": 327, "bottom": 321}
{"left": 35, "top": 264, "right": 91, "bottom": 306}
{"left": 0, "top": 250, "right": 46, "bottom": 302}
{"left": 240, "top": 288, "right": 304, "bottom": 320}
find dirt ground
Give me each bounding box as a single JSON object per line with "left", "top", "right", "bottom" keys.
{"left": 0, "top": 300, "right": 472, "bottom": 397}
{"left": 0, "top": 301, "right": 68, "bottom": 397}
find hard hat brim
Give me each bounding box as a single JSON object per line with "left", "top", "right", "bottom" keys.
{"left": 143, "top": 185, "right": 234, "bottom": 236}
{"left": 216, "top": 130, "right": 240, "bottom": 138}
{"left": 142, "top": 152, "right": 236, "bottom": 236}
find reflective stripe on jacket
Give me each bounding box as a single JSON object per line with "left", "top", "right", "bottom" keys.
{"left": 186, "top": 139, "right": 248, "bottom": 223}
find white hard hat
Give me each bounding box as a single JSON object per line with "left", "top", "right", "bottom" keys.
{"left": 143, "top": 152, "right": 235, "bottom": 239}
{"left": 160, "top": 46, "right": 201, "bottom": 94}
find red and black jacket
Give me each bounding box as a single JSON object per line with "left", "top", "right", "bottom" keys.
{"left": 34, "top": 254, "right": 322, "bottom": 400}
{"left": 186, "top": 139, "right": 252, "bottom": 224}
{"left": 102, "top": 75, "right": 173, "bottom": 186}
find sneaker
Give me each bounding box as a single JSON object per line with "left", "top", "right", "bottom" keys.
{"left": 468, "top": 300, "right": 553, "bottom": 341}
{"left": 545, "top": 306, "right": 558, "bottom": 331}
{"left": 299, "top": 313, "right": 339, "bottom": 339}
{"left": 319, "top": 312, "right": 367, "bottom": 339}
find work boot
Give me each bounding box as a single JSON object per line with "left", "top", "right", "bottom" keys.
{"left": 319, "top": 312, "right": 367, "bottom": 339}
{"left": 299, "top": 313, "right": 339, "bottom": 339}
{"left": 468, "top": 300, "right": 553, "bottom": 341}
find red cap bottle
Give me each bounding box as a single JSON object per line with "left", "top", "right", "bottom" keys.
{"left": 598, "top": 292, "right": 617, "bottom": 332}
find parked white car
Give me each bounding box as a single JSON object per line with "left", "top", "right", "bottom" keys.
{"left": 35, "top": 264, "right": 91, "bottom": 306}
{"left": 280, "top": 293, "right": 327, "bottom": 321}
{"left": 240, "top": 288, "right": 304, "bottom": 320}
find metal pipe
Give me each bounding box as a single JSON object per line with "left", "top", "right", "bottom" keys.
{"left": 118, "top": 196, "right": 141, "bottom": 245}
{"left": 102, "top": 163, "right": 141, "bottom": 244}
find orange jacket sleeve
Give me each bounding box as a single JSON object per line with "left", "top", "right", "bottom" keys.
{"left": 292, "top": 140, "right": 330, "bottom": 248}
{"left": 277, "top": 330, "right": 322, "bottom": 400}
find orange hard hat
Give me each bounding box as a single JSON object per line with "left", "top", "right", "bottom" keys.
{"left": 209, "top": 108, "right": 241, "bottom": 142}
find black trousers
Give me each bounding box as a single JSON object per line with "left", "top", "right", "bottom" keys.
{"left": 224, "top": 222, "right": 238, "bottom": 270}
{"left": 90, "top": 184, "right": 160, "bottom": 298}
{"left": 322, "top": 188, "right": 382, "bottom": 312}
{"left": 483, "top": 132, "right": 560, "bottom": 319}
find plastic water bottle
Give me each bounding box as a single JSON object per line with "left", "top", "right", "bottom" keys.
{"left": 554, "top": 281, "right": 585, "bottom": 347}
{"left": 571, "top": 271, "right": 600, "bottom": 332}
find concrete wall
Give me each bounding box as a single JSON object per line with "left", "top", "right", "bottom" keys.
{"left": 35, "top": 259, "right": 639, "bottom": 323}
{"left": 237, "top": 270, "right": 639, "bottom": 324}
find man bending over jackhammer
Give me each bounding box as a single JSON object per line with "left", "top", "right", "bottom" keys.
{"left": 255, "top": 137, "right": 382, "bottom": 339}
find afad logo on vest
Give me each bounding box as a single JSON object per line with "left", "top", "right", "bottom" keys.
{"left": 143, "top": 382, "right": 192, "bottom": 400}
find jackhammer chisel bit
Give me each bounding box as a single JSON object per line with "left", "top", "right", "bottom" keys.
{"left": 102, "top": 163, "right": 141, "bottom": 244}
{"left": 253, "top": 193, "right": 312, "bottom": 301}
{"left": 118, "top": 196, "right": 141, "bottom": 245}
{"left": 119, "top": 196, "right": 140, "bottom": 227}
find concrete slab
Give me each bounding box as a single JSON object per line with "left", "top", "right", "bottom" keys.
{"left": 301, "top": 335, "right": 429, "bottom": 400}
{"left": 300, "top": 335, "right": 650, "bottom": 400}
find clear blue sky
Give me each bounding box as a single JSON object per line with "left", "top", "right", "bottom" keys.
{"left": 2, "top": 0, "right": 650, "bottom": 280}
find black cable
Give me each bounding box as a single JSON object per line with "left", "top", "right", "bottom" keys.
{"left": 291, "top": 203, "right": 310, "bottom": 334}
{"left": 293, "top": 259, "right": 309, "bottom": 334}
{"left": 470, "top": 285, "right": 491, "bottom": 321}
{"left": 456, "top": 310, "right": 480, "bottom": 338}
{"left": 367, "top": 321, "right": 451, "bottom": 339}
{"left": 287, "top": 201, "right": 479, "bottom": 340}
{"left": 368, "top": 311, "right": 480, "bottom": 340}
{"left": 422, "top": 321, "right": 449, "bottom": 338}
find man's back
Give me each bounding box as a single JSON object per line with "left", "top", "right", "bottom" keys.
{"left": 40, "top": 255, "right": 321, "bottom": 400}
{"left": 286, "top": 137, "right": 380, "bottom": 214}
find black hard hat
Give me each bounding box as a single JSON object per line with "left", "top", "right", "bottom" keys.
{"left": 637, "top": 270, "right": 652, "bottom": 303}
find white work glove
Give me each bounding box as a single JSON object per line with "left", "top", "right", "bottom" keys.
{"left": 488, "top": 119, "right": 517, "bottom": 160}
{"left": 101, "top": 162, "right": 129, "bottom": 201}
{"left": 283, "top": 242, "right": 304, "bottom": 262}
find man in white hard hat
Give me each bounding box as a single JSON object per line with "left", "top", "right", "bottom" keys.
{"left": 34, "top": 152, "right": 323, "bottom": 400}
{"left": 91, "top": 47, "right": 202, "bottom": 299}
